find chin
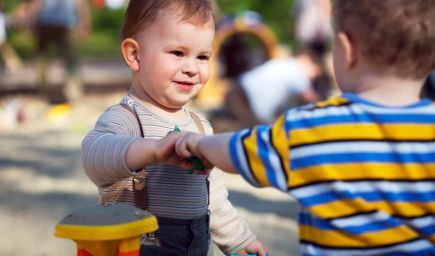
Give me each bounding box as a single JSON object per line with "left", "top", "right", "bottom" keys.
{"left": 166, "top": 100, "right": 190, "bottom": 109}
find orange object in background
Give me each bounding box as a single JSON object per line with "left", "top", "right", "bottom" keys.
{"left": 92, "top": 0, "right": 105, "bottom": 9}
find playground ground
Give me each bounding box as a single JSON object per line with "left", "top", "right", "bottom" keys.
{"left": 0, "top": 60, "right": 300, "bottom": 256}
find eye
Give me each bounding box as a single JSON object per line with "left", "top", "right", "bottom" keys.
{"left": 170, "top": 51, "right": 184, "bottom": 57}
{"left": 197, "top": 55, "right": 210, "bottom": 61}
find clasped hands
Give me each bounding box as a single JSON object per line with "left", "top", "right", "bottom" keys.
{"left": 154, "top": 132, "right": 210, "bottom": 174}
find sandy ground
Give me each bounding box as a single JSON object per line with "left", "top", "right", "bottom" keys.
{"left": 0, "top": 92, "right": 300, "bottom": 256}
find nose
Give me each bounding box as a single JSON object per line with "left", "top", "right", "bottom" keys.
{"left": 182, "top": 58, "right": 198, "bottom": 77}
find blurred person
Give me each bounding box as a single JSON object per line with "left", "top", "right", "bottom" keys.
{"left": 0, "top": 1, "right": 7, "bottom": 71}
{"left": 217, "top": 11, "right": 269, "bottom": 80}
{"left": 106, "top": 0, "right": 126, "bottom": 10}
{"left": 81, "top": 0, "right": 267, "bottom": 255}
{"left": 29, "top": 0, "right": 90, "bottom": 103}
{"left": 294, "top": 0, "right": 332, "bottom": 58}
{"left": 224, "top": 50, "right": 329, "bottom": 127}
{"left": 0, "top": 0, "right": 23, "bottom": 74}
{"left": 176, "top": 0, "right": 435, "bottom": 255}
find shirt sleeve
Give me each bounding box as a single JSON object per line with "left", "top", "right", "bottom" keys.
{"left": 228, "top": 114, "right": 291, "bottom": 192}
{"left": 81, "top": 105, "right": 142, "bottom": 187}
{"left": 197, "top": 113, "right": 257, "bottom": 254}
{"left": 208, "top": 168, "right": 257, "bottom": 254}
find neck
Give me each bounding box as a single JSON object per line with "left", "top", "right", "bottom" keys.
{"left": 129, "top": 79, "right": 181, "bottom": 113}
{"left": 350, "top": 68, "right": 425, "bottom": 107}
{"left": 129, "top": 82, "right": 188, "bottom": 123}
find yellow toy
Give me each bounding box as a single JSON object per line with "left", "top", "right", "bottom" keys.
{"left": 55, "top": 204, "right": 158, "bottom": 256}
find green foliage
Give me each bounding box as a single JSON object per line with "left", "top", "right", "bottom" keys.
{"left": 5, "top": 1, "right": 298, "bottom": 59}
{"left": 91, "top": 7, "right": 125, "bottom": 34}
{"left": 81, "top": 7, "right": 125, "bottom": 58}
{"left": 6, "top": 4, "right": 126, "bottom": 60}
{"left": 7, "top": 29, "right": 34, "bottom": 59}
{"left": 216, "top": 0, "right": 297, "bottom": 47}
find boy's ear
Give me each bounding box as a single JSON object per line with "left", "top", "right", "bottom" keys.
{"left": 121, "top": 38, "right": 140, "bottom": 72}
{"left": 337, "top": 32, "right": 358, "bottom": 70}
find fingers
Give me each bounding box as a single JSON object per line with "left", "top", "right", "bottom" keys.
{"left": 174, "top": 137, "right": 190, "bottom": 158}
{"left": 175, "top": 134, "right": 196, "bottom": 158}
{"left": 243, "top": 240, "right": 270, "bottom": 256}
{"left": 160, "top": 132, "right": 210, "bottom": 174}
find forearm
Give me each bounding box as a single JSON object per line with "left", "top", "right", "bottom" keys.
{"left": 81, "top": 132, "right": 138, "bottom": 186}
{"left": 28, "top": 0, "right": 42, "bottom": 21}
{"left": 125, "top": 138, "right": 158, "bottom": 171}
{"left": 197, "top": 133, "right": 237, "bottom": 173}
{"left": 78, "top": 0, "right": 90, "bottom": 26}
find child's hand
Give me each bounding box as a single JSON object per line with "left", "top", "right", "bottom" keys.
{"left": 154, "top": 132, "right": 192, "bottom": 168}
{"left": 175, "top": 132, "right": 213, "bottom": 171}
{"left": 238, "top": 240, "right": 270, "bottom": 256}
{"left": 175, "top": 132, "right": 204, "bottom": 159}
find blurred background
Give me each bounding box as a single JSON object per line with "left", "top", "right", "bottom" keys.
{"left": 0, "top": 0, "right": 433, "bottom": 255}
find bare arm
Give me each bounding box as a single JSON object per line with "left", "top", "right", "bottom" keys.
{"left": 26, "top": 0, "right": 43, "bottom": 25}
{"left": 76, "top": 0, "right": 90, "bottom": 38}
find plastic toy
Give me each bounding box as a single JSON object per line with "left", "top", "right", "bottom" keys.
{"left": 55, "top": 204, "right": 158, "bottom": 256}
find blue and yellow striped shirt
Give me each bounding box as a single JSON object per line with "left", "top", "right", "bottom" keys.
{"left": 229, "top": 93, "right": 435, "bottom": 255}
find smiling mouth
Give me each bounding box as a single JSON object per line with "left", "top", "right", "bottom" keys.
{"left": 174, "top": 81, "right": 196, "bottom": 91}
{"left": 175, "top": 81, "right": 195, "bottom": 85}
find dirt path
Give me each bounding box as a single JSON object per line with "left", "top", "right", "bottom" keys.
{"left": 0, "top": 93, "right": 300, "bottom": 256}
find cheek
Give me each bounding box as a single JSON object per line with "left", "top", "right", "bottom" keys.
{"left": 199, "top": 63, "right": 210, "bottom": 83}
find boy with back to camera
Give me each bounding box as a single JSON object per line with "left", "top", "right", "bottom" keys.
{"left": 81, "top": 0, "right": 267, "bottom": 255}
{"left": 176, "top": 0, "right": 435, "bottom": 255}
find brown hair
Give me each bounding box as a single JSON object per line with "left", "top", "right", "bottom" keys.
{"left": 121, "top": 0, "right": 214, "bottom": 40}
{"left": 333, "top": 0, "right": 435, "bottom": 79}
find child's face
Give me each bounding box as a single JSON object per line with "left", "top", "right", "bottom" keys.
{"left": 134, "top": 9, "right": 215, "bottom": 109}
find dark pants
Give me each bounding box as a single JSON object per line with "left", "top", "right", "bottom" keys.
{"left": 140, "top": 214, "right": 212, "bottom": 256}
{"left": 34, "top": 25, "right": 82, "bottom": 102}
{"left": 34, "top": 25, "right": 76, "bottom": 72}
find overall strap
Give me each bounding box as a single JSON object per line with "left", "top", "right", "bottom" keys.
{"left": 189, "top": 111, "right": 206, "bottom": 135}
{"left": 189, "top": 111, "right": 211, "bottom": 211}
{"left": 119, "top": 96, "right": 147, "bottom": 210}
{"left": 120, "top": 98, "right": 144, "bottom": 137}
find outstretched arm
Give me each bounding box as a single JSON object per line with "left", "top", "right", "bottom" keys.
{"left": 82, "top": 105, "right": 188, "bottom": 186}
{"left": 176, "top": 132, "right": 236, "bottom": 173}
{"left": 125, "top": 132, "right": 184, "bottom": 171}
{"left": 178, "top": 114, "right": 291, "bottom": 191}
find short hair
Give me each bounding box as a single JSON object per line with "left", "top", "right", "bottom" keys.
{"left": 333, "top": 0, "right": 435, "bottom": 79}
{"left": 121, "top": 0, "right": 214, "bottom": 40}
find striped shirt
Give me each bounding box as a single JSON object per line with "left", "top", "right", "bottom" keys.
{"left": 229, "top": 93, "right": 435, "bottom": 255}
{"left": 82, "top": 95, "right": 256, "bottom": 254}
